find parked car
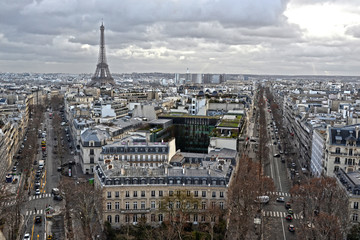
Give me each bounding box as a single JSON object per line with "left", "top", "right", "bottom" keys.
{"left": 288, "top": 225, "right": 295, "bottom": 232}
{"left": 285, "top": 214, "right": 293, "bottom": 221}
{"left": 23, "top": 233, "right": 30, "bottom": 240}
{"left": 12, "top": 166, "right": 17, "bottom": 172}
{"left": 54, "top": 195, "right": 63, "bottom": 201}
{"left": 288, "top": 208, "right": 294, "bottom": 215}
{"left": 285, "top": 202, "right": 291, "bottom": 209}
{"left": 273, "top": 154, "right": 280, "bottom": 158}
{"left": 276, "top": 197, "right": 285, "bottom": 202}
{"left": 35, "top": 189, "right": 41, "bottom": 195}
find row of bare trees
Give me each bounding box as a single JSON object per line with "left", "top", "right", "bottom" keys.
{"left": 0, "top": 102, "right": 46, "bottom": 239}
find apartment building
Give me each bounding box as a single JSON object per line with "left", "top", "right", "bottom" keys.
{"left": 101, "top": 135, "right": 176, "bottom": 168}
{"left": 335, "top": 169, "right": 360, "bottom": 223}
{"left": 95, "top": 157, "right": 233, "bottom": 228}
{"left": 325, "top": 125, "right": 360, "bottom": 177}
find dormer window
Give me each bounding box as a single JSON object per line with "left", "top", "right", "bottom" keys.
{"left": 90, "top": 141, "right": 94, "bottom": 147}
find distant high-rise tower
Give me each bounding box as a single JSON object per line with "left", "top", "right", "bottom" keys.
{"left": 89, "top": 23, "right": 115, "bottom": 86}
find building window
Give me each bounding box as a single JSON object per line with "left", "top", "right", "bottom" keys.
{"left": 107, "top": 202, "right": 112, "bottom": 210}
{"left": 202, "top": 191, "right": 206, "bottom": 197}
{"left": 220, "top": 192, "right": 224, "bottom": 198}
{"left": 335, "top": 147, "right": 340, "bottom": 154}
{"left": 194, "top": 191, "right": 198, "bottom": 197}
{"left": 133, "top": 214, "right": 137, "bottom": 223}
{"left": 187, "top": 191, "right": 191, "bottom": 196}
{"left": 107, "top": 192, "right": 112, "bottom": 199}
{"left": 141, "top": 191, "right": 145, "bottom": 197}
{"left": 194, "top": 203, "right": 198, "bottom": 210}
{"left": 115, "top": 191, "right": 119, "bottom": 198}
{"left": 169, "top": 202, "right": 173, "bottom": 209}
{"left": 107, "top": 215, "right": 112, "bottom": 223}
{"left": 176, "top": 201, "right": 180, "bottom": 209}
{"left": 211, "top": 202, "right": 216, "bottom": 209}
{"left": 350, "top": 149, "right": 353, "bottom": 156}
{"left": 169, "top": 191, "right": 173, "bottom": 196}
{"left": 334, "top": 166, "right": 339, "bottom": 172}
{"left": 354, "top": 202, "right": 359, "bottom": 209}
{"left": 115, "top": 215, "right": 120, "bottom": 223}
{"left": 141, "top": 201, "right": 146, "bottom": 209}
{"left": 220, "top": 202, "right": 224, "bottom": 210}
{"left": 115, "top": 202, "right": 120, "bottom": 210}
{"left": 211, "top": 216, "right": 216, "bottom": 222}
{"left": 125, "top": 202, "right": 130, "bottom": 210}
{"left": 201, "top": 215, "right": 206, "bottom": 222}
{"left": 202, "top": 202, "right": 206, "bottom": 210}
{"left": 151, "top": 201, "right": 156, "bottom": 209}
{"left": 353, "top": 214, "right": 358, "bottom": 222}
{"left": 90, "top": 149, "right": 94, "bottom": 155}
{"left": 159, "top": 191, "right": 163, "bottom": 197}
{"left": 133, "top": 191, "right": 138, "bottom": 197}
{"left": 176, "top": 190, "right": 181, "bottom": 196}
{"left": 90, "top": 157, "right": 94, "bottom": 164}
{"left": 158, "top": 214, "right": 163, "bottom": 222}
{"left": 125, "top": 191, "right": 130, "bottom": 197}
{"left": 194, "top": 214, "right": 198, "bottom": 222}
{"left": 151, "top": 190, "right": 155, "bottom": 197}
{"left": 125, "top": 215, "right": 130, "bottom": 223}
{"left": 151, "top": 214, "right": 156, "bottom": 222}
{"left": 212, "top": 192, "right": 216, "bottom": 198}
{"left": 133, "top": 202, "right": 138, "bottom": 210}
{"left": 334, "top": 157, "right": 340, "bottom": 164}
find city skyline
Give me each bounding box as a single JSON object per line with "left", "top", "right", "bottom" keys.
{"left": 1, "top": 0, "right": 360, "bottom": 76}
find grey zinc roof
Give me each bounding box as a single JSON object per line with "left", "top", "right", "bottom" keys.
{"left": 81, "top": 128, "right": 110, "bottom": 142}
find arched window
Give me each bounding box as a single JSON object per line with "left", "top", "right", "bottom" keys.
{"left": 107, "top": 215, "right": 112, "bottom": 223}
{"left": 115, "top": 215, "right": 120, "bottom": 223}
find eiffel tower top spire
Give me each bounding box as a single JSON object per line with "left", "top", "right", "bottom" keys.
{"left": 89, "top": 23, "right": 115, "bottom": 86}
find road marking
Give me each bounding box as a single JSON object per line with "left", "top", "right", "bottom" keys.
{"left": 40, "top": 209, "right": 43, "bottom": 214}
{"left": 26, "top": 211, "right": 29, "bottom": 215}
{"left": 31, "top": 216, "right": 35, "bottom": 240}
{"left": 276, "top": 211, "right": 279, "bottom": 217}
{"left": 262, "top": 211, "right": 266, "bottom": 217}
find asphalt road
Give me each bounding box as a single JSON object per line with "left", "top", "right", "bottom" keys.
{"left": 245, "top": 96, "right": 299, "bottom": 240}
{"left": 21, "top": 110, "right": 70, "bottom": 240}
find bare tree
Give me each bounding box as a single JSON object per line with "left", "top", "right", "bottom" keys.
{"left": 160, "top": 189, "right": 201, "bottom": 240}
{"left": 60, "top": 178, "right": 103, "bottom": 240}
{"left": 290, "top": 177, "right": 350, "bottom": 239}
{"left": 226, "top": 155, "right": 275, "bottom": 240}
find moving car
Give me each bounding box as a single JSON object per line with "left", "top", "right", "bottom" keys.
{"left": 35, "top": 189, "right": 41, "bottom": 195}
{"left": 273, "top": 154, "right": 280, "bottom": 158}
{"left": 23, "top": 233, "right": 30, "bottom": 240}
{"left": 288, "top": 225, "right": 295, "bottom": 232}
{"left": 255, "top": 196, "right": 270, "bottom": 204}
{"left": 35, "top": 216, "right": 42, "bottom": 223}
{"left": 285, "top": 214, "right": 293, "bottom": 221}
{"left": 288, "top": 208, "right": 294, "bottom": 215}
{"left": 276, "top": 197, "right": 285, "bottom": 202}
{"left": 285, "top": 202, "right": 291, "bottom": 209}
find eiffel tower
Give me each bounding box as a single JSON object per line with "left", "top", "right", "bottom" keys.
{"left": 89, "top": 23, "right": 115, "bottom": 86}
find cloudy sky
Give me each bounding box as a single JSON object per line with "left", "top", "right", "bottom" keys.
{"left": 1, "top": 0, "right": 360, "bottom": 75}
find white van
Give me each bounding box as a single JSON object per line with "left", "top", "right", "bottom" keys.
{"left": 255, "top": 196, "right": 270, "bottom": 204}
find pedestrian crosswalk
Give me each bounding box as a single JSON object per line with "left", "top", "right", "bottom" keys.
{"left": 266, "top": 191, "right": 292, "bottom": 197}
{"left": 28, "top": 193, "right": 52, "bottom": 201}
{"left": 0, "top": 200, "right": 16, "bottom": 207}
{"left": 25, "top": 209, "right": 44, "bottom": 216}
{"left": 263, "top": 211, "right": 303, "bottom": 219}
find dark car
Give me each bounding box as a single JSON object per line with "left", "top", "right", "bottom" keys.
{"left": 273, "top": 154, "right": 280, "bottom": 158}
{"left": 285, "top": 214, "right": 293, "bottom": 221}
{"left": 12, "top": 166, "right": 17, "bottom": 172}
{"left": 35, "top": 216, "right": 42, "bottom": 224}
{"left": 57, "top": 167, "right": 62, "bottom": 172}
{"left": 54, "top": 195, "right": 63, "bottom": 201}
{"left": 281, "top": 158, "right": 285, "bottom": 163}
{"left": 285, "top": 202, "right": 291, "bottom": 209}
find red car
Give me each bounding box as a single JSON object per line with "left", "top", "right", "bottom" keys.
{"left": 285, "top": 214, "right": 293, "bottom": 221}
